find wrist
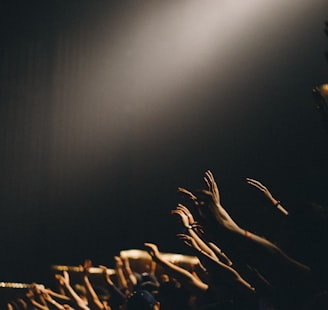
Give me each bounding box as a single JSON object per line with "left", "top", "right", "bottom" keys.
{"left": 274, "top": 200, "right": 282, "bottom": 208}
{"left": 106, "top": 279, "right": 114, "bottom": 286}
{"left": 244, "top": 230, "right": 252, "bottom": 238}
{"left": 126, "top": 268, "right": 133, "bottom": 275}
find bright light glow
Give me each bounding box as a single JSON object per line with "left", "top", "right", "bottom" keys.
{"left": 320, "top": 84, "right": 328, "bottom": 95}
{"left": 88, "top": 0, "right": 316, "bottom": 114}
{"left": 119, "top": 249, "right": 199, "bottom": 264}
{"left": 120, "top": 249, "right": 151, "bottom": 259}
{"left": 51, "top": 0, "right": 322, "bottom": 183}
{"left": 162, "top": 253, "right": 199, "bottom": 265}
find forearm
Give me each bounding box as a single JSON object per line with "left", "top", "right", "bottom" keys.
{"left": 149, "top": 260, "right": 157, "bottom": 276}
{"left": 47, "top": 290, "right": 71, "bottom": 302}
{"left": 64, "top": 285, "right": 90, "bottom": 310}
{"left": 82, "top": 275, "right": 104, "bottom": 309}
{"left": 212, "top": 223, "right": 312, "bottom": 283}
{"left": 240, "top": 228, "right": 310, "bottom": 271}
{"left": 155, "top": 255, "right": 208, "bottom": 292}
{"left": 196, "top": 249, "right": 255, "bottom": 292}
{"left": 115, "top": 267, "right": 129, "bottom": 291}
{"left": 122, "top": 257, "right": 138, "bottom": 287}
{"left": 125, "top": 268, "right": 138, "bottom": 287}
{"left": 187, "top": 227, "right": 219, "bottom": 262}
{"left": 246, "top": 178, "right": 288, "bottom": 215}
{"left": 45, "top": 298, "right": 66, "bottom": 310}
{"left": 29, "top": 299, "right": 49, "bottom": 310}
{"left": 208, "top": 242, "right": 233, "bottom": 266}
{"left": 105, "top": 282, "right": 128, "bottom": 307}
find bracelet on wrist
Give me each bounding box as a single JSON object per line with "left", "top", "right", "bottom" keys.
{"left": 274, "top": 200, "right": 281, "bottom": 207}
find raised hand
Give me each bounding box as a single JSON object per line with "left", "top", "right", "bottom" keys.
{"left": 246, "top": 178, "right": 274, "bottom": 200}
{"left": 178, "top": 187, "right": 198, "bottom": 203}
{"left": 55, "top": 271, "right": 70, "bottom": 288}
{"left": 178, "top": 171, "right": 240, "bottom": 232}
{"left": 195, "top": 189, "right": 239, "bottom": 232}
{"left": 114, "top": 256, "right": 124, "bottom": 268}
{"left": 176, "top": 204, "right": 195, "bottom": 225}
{"left": 177, "top": 233, "right": 201, "bottom": 252}
{"left": 246, "top": 178, "right": 288, "bottom": 215}
{"left": 204, "top": 170, "right": 221, "bottom": 205}
{"left": 98, "top": 265, "right": 114, "bottom": 286}
{"left": 144, "top": 242, "right": 162, "bottom": 263}
{"left": 171, "top": 206, "right": 191, "bottom": 228}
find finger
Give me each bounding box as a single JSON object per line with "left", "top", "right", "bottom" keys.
{"left": 178, "top": 187, "right": 193, "bottom": 195}
{"left": 246, "top": 178, "right": 262, "bottom": 186}
{"left": 196, "top": 189, "right": 213, "bottom": 200}
{"left": 171, "top": 209, "right": 184, "bottom": 217}
{"left": 206, "top": 171, "right": 220, "bottom": 194}
{"left": 246, "top": 180, "right": 262, "bottom": 189}
{"left": 183, "top": 240, "right": 192, "bottom": 247}
{"left": 144, "top": 242, "right": 157, "bottom": 251}
{"left": 178, "top": 236, "right": 191, "bottom": 242}
{"left": 247, "top": 182, "right": 265, "bottom": 192}
{"left": 246, "top": 179, "right": 262, "bottom": 187}
{"left": 246, "top": 178, "right": 262, "bottom": 184}
{"left": 178, "top": 187, "right": 198, "bottom": 200}
{"left": 176, "top": 204, "right": 189, "bottom": 214}
{"left": 203, "top": 176, "right": 211, "bottom": 191}
{"left": 205, "top": 170, "right": 215, "bottom": 184}
{"left": 246, "top": 178, "right": 265, "bottom": 188}
{"left": 206, "top": 170, "right": 214, "bottom": 179}
{"left": 204, "top": 172, "right": 212, "bottom": 183}
{"left": 177, "top": 204, "right": 191, "bottom": 215}
{"left": 174, "top": 209, "right": 186, "bottom": 218}
{"left": 204, "top": 171, "right": 213, "bottom": 188}
{"left": 177, "top": 203, "right": 187, "bottom": 209}
{"left": 176, "top": 204, "right": 186, "bottom": 211}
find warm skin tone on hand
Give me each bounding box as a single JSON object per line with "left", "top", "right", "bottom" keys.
{"left": 179, "top": 170, "right": 316, "bottom": 307}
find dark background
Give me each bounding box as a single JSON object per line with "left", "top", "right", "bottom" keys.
{"left": 0, "top": 0, "right": 328, "bottom": 286}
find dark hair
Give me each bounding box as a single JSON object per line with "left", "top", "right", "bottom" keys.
{"left": 127, "top": 290, "right": 157, "bottom": 309}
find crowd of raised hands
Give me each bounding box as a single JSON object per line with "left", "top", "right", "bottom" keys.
{"left": 4, "top": 171, "right": 328, "bottom": 309}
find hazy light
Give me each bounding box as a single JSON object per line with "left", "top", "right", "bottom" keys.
{"left": 51, "top": 0, "right": 322, "bottom": 184}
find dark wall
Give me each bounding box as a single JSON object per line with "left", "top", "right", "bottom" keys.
{"left": 0, "top": 1, "right": 328, "bottom": 285}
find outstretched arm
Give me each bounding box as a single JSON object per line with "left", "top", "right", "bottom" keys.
{"left": 25, "top": 289, "right": 49, "bottom": 310}
{"left": 114, "top": 256, "right": 130, "bottom": 294}
{"left": 177, "top": 233, "right": 255, "bottom": 292}
{"left": 144, "top": 242, "right": 209, "bottom": 293}
{"left": 246, "top": 178, "right": 288, "bottom": 215}
{"left": 56, "top": 271, "right": 90, "bottom": 310}
{"left": 207, "top": 241, "right": 233, "bottom": 266}
{"left": 41, "top": 291, "right": 69, "bottom": 310}
{"left": 121, "top": 255, "right": 138, "bottom": 287}
{"left": 180, "top": 171, "right": 312, "bottom": 288}
{"left": 81, "top": 259, "right": 107, "bottom": 310}
{"left": 172, "top": 204, "right": 219, "bottom": 262}
{"left": 178, "top": 177, "right": 238, "bottom": 232}
{"left": 98, "top": 265, "right": 127, "bottom": 308}
{"left": 44, "top": 288, "right": 71, "bottom": 302}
